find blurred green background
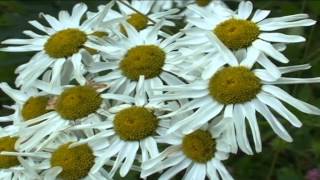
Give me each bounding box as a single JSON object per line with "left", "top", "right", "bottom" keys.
{"left": 0, "top": 0, "right": 319, "bottom": 180}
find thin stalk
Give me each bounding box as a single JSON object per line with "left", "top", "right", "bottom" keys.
{"left": 266, "top": 150, "right": 280, "bottom": 180}
{"left": 118, "top": 0, "right": 175, "bottom": 35}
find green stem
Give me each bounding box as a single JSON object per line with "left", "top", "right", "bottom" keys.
{"left": 266, "top": 150, "right": 280, "bottom": 180}
{"left": 118, "top": 0, "right": 156, "bottom": 24}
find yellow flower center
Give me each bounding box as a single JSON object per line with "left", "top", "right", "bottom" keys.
{"left": 0, "top": 136, "right": 19, "bottom": 169}
{"left": 182, "top": 130, "right": 215, "bottom": 163}
{"left": 85, "top": 31, "right": 108, "bottom": 55}
{"left": 21, "top": 96, "right": 50, "bottom": 121}
{"left": 114, "top": 106, "right": 158, "bottom": 141}
{"left": 214, "top": 19, "right": 260, "bottom": 50}
{"left": 120, "top": 45, "right": 165, "bottom": 81}
{"left": 51, "top": 143, "right": 94, "bottom": 180}
{"left": 44, "top": 28, "right": 87, "bottom": 58}
{"left": 55, "top": 86, "right": 102, "bottom": 120}
{"left": 196, "top": 0, "right": 212, "bottom": 7}
{"left": 127, "top": 13, "right": 148, "bottom": 31}
{"left": 208, "top": 66, "right": 262, "bottom": 105}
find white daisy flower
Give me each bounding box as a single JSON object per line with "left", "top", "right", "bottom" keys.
{"left": 152, "top": 0, "right": 189, "bottom": 12}
{"left": 176, "top": 35, "right": 287, "bottom": 81}
{"left": 0, "top": 82, "right": 53, "bottom": 126}
{"left": 0, "top": 2, "right": 118, "bottom": 88}
{"left": 184, "top": 0, "right": 231, "bottom": 19}
{"left": 89, "top": 22, "right": 193, "bottom": 97}
{"left": 15, "top": 81, "right": 109, "bottom": 152}
{"left": 74, "top": 77, "right": 185, "bottom": 178}
{"left": 152, "top": 50, "right": 320, "bottom": 155}
{"left": 0, "top": 125, "right": 45, "bottom": 180}
{"left": 114, "top": 0, "right": 180, "bottom": 32}
{"left": 152, "top": 0, "right": 234, "bottom": 12}
{"left": 141, "top": 125, "right": 233, "bottom": 180}
{"left": 180, "top": 1, "right": 316, "bottom": 73}
{"left": 39, "top": 132, "right": 112, "bottom": 180}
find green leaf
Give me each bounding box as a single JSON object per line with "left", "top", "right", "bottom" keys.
{"left": 276, "top": 167, "right": 303, "bottom": 180}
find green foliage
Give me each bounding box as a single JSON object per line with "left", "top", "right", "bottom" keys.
{"left": 276, "top": 167, "right": 304, "bottom": 180}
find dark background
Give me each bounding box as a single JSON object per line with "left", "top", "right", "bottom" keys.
{"left": 0, "top": 0, "right": 319, "bottom": 179}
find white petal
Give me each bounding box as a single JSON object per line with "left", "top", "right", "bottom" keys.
{"left": 88, "top": 62, "right": 118, "bottom": 73}
{"left": 254, "top": 69, "right": 278, "bottom": 82}
{"left": 259, "top": 19, "right": 316, "bottom": 31}
{"left": 278, "top": 64, "right": 311, "bottom": 74}
{"left": 253, "top": 99, "right": 293, "bottom": 142}
{"left": 270, "top": 77, "right": 320, "bottom": 84}
{"left": 71, "top": 53, "right": 86, "bottom": 85}
{"left": 259, "top": 33, "right": 305, "bottom": 43}
{"left": 141, "top": 146, "right": 180, "bottom": 170}
{"left": 206, "top": 33, "right": 238, "bottom": 66}
{"left": 71, "top": 3, "right": 88, "bottom": 26}
{"left": 259, "top": 14, "right": 310, "bottom": 24}
{"left": 143, "top": 137, "right": 159, "bottom": 158}
{"left": 158, "top": 159, "right": 191, "bottom": 180}
{"left": 0, "top": 82, "right": 27, "bottom": 102}
{"left": 237, "top": 1, "right": 253, "bottom": 19}
{"left": 41, "top": 14, "right": 64, "bottom": 31}
{"left": 252, "top": 39, "right": 289, "bottom": 63}
{"left": 18, "top": 156, "right": 41, "bottom": 179}
{"left": 257, "top": 92, "right": 302, "bottom": 127}
{"left": 152, "top": 90, "right": 208, "bottom": 102}
{"left": 167, "top": 101, "right": 218, "bottom": 134}
{"left": 240, "top": 103, "right": 262, "bottom": 153}
{"left": 0, "top": 44, "right": 43, "bottom": 52}
{"left": 202, "top": 53, "right": 226, "bottom": 79}
{"left": 256, "top": 53, "right": 281, "bottom": 79}
{"left": 251, "top": 9, "right": 270, "bottom": 22}
{"left": 28, "top": 20, "right": 54, "bottom": 35}
{"left": 58, "top": 10, "right": 71, "bottom": 25}
{"left": 43, "top": 167, "right": 62, "bottom": 180}
{"left": 142, "top": 151, "right": 184, "bottom": 178}
{"left": 160, "top": 97, "right": 212, "bottom": 118}
{"left": 207, "top": 160, "right": 219, "bottom": 180}
{"left": 101, "top": 93, "right": 135, "bottom": 103}
{"left": 184, "top": 164, "right": 206, "bottom": 180}
{"left": 183, "top": 103, "right": 224, "bottom": 134}
{"left": 92, "top": 139, "right": 125, "bottom": 173}
{"left": 263, "top": 85, "right": 320, "bottom": 115}
{"left": 233, "top": 104, "right": 253, "bottom": 155}
{"left": 153, "top": 82, "right": 207, "bottom": 92}
{"left": 50, "top": 59, "right": 65, "bottom": 84}
{"left": 120, "top": 142, "right": 139, "bottom": 177}
{"left": 135, "top": 76, "right": 146, "bottom": 106}
{"left": 212, "top": 159, "right": 234, "bottom": 180}
{"left": 240, "top": 46, "right": 260, "bottom": 68}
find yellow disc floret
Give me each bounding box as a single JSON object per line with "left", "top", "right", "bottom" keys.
{"left": 196, "top": 0, "right": 212, "bottom": 7}
{"left": 55, "top": 86, "right": 102, "bottom": 120}
{"left": 85, "top": 31, "right": 108, "bottom": 55}
{"left": 0, "top": 136, "right": 19, "bottom": 169}
{"left": 120, "top": 45, "right": 165, "bottom": 81}
{"left": 127, "top": 13, "right": 148, "bottom": 31}
{"left": 44, "top": 28, "right": 87, "bottom": 58}
{"left": 114, "top": 106, "right": 158, "bottom": 141}
{"left": 51, "top": 143, "right": 94, "bottom": 180}
{"left": 214, "top": 19, "right": 260, "bottom": 50}
{"left": 208, "top": 66, "right": 262, "bottom": 105}
{"left": 182, "top": 130, "right": 215, "bottom": 163}
{"left": 21, "top": 96, "right": 50, "bottom": 121}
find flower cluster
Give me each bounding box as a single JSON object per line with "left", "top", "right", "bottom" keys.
{"left": 0, "top": 0, "right": 318, "bottom": 179}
